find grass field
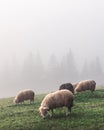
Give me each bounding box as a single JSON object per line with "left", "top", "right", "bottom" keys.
{"left": 0, "top": 89, "right": 104, "bottom": 130}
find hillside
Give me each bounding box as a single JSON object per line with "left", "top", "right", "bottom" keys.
{"left": 0, "top": 89, "right": 104, "bottom": 130}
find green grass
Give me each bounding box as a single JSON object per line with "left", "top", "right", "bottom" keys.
{"left": 0, "top": 90, "right": 104, "bottom": 130}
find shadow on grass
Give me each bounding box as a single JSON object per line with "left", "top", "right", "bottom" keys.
{"left": 43, "top": 112, "right": 80, "bottom": 120}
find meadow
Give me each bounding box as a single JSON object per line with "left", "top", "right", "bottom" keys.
{"left": 0, "top": 89, "right": 104, "bottom": 130}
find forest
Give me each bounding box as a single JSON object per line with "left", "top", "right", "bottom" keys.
{"left": 0, "top": 49, "right": 103, "bottom": 97}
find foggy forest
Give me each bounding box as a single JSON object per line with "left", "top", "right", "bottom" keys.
{"left": 0, "top": 49, "right": 103, "bottom": 98}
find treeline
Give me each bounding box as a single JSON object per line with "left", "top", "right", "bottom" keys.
{"left": 0, "top": 49, "right": 103, "bottom": 95}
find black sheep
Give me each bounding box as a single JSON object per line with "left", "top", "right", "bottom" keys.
{"left": 59, "top": 83, "right": 74, "bottom": 94}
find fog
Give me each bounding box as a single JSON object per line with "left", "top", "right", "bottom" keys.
{"left": 0, "top": 0, "right": 104, "bottom": 98}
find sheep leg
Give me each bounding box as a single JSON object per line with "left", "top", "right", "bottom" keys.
{"left": 51, "top": 109, "right": 54, "bottom": 117}
{"left": 91, "top": 89, "right": 94, "bottom": 93}
{"left": 66, "top": 107, "right": 71, "bottom": 116}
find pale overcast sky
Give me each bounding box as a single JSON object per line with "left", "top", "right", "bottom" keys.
{"left": 0, "top": 0, "right": 104, "bottom": 67}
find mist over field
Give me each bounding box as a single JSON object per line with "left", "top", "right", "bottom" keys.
{"left": 0, "top": 0, "right": 104, "bottom": 98}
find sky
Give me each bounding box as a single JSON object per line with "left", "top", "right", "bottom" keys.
{"left": 0, "top": 0, "right": 104, "bottom": 64}
{"left": 0, "top": 0, "right": 104, "bottom": 97}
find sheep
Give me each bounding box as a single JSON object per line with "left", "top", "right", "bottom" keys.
{"left": 14, "top": 89, "right": 35, "bottom": 104}
{"left": 39, "top": 89, "right": 74, "bottom": 118}
{"left": 59, "top": 83, "right": 74, "bottom": 94}
{"left": 72, "top": 83, "right": 79, "bottom": 89}
{"left": 74, "top": 80, "right": 96, "bottom": 93}
{"left": 72, "top": 82, "right": 79, "bottom": 93}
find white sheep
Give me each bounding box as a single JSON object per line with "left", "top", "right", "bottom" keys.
{"left": 39, "top": 89, "right": 74, "bottom": 118}
{"left": 75, "top": 80, "right": 96, "bottom": 93}
{"left": 14, "top": 89, "right": 35, "bottom": 104}
{"left": 72, "top": 83, "right": 79, "bottom": 89}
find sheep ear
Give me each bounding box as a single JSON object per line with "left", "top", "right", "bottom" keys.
{"left": 43, "top": 107, "right": 49, "bottom": 111}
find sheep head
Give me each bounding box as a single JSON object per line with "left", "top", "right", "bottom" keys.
{"left": 39, "top": 106, "right": 49, "bottom": 118}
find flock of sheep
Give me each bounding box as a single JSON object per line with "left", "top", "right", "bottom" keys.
{"left": 13, "top": 79, "right": 96, "bottom": 118}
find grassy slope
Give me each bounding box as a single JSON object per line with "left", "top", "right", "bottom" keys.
{"left": 0, "top": 90, "right": 104, "bottom": 130}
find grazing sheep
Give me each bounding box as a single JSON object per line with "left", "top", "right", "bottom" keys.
{"left": 14, "top": 89, "right": 35, "bottom": 104}
{"left": 72, "top": 83, "right": 79, "bottom": 89}
{"left": 39, "top": 90, "right": 74, "bottom": 118}
{"left": 75, "top": 80, "right": 96, "bottom": 93}
{"left": 59, "top": 83, "right": 74, "bottom": 94}
{"left": 72, "top": 82, "right": 79, "bottom": 93}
